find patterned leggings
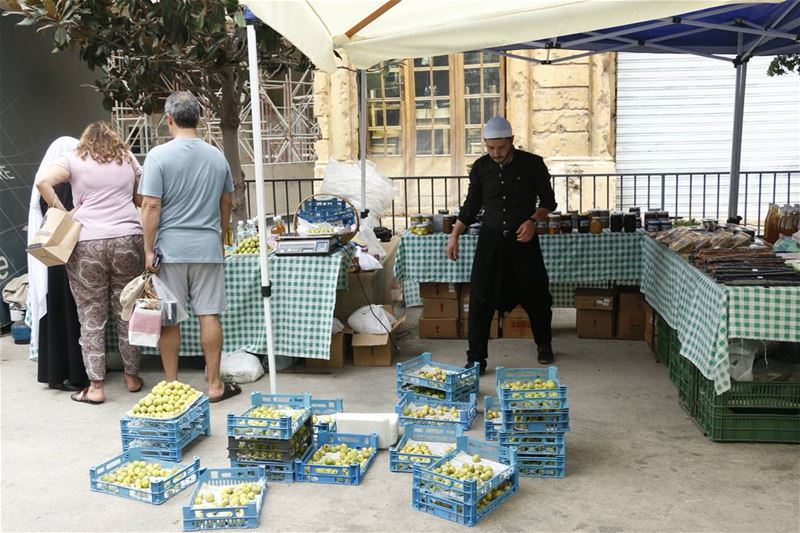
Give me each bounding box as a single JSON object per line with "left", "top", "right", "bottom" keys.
{"left": 66, "top": 235, "right": 144, "bottom": 382}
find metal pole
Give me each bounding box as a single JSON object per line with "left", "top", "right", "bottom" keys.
{"left": 247, "top": 23, "right": 277, "bottom": 393}
{"left": 359, "top": 69, "right": 368, "bottom": 218}
{"left": 728, "top": 60, "right": 748, "bottom": 221}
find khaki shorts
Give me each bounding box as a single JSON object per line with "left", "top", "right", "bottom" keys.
{"left": 158, "top": 263, "right": 227, "bottom": 316}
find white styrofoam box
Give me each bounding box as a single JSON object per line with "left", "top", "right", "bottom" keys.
{"left": 333, "top": 413, "right": 399, "bottom": 449}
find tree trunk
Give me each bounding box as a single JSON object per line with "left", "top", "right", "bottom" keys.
{"left": 219, "top": 69, "right": 247, "bottom": 223}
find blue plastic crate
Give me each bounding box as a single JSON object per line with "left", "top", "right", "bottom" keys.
{"left": 396, "top": 391, "right": 478, "bottom": 431}
{"left": 483, "top": 397, "right": 502, "bottom": 441}
{"left": 227, "top": 392, "right": 311, "bottom": 440}
{"left": 310, "top": 398, "right": 343, "bottom": 440}
{"left": 517, "top": 454, "right": 566, "bottom": 478}
{"left": 90, "top": 448, "right": 201, "bottom": 505}
{"left": 412, "top": 436, "right": 518, "bottom": 506}
{"left": 182, "top": 467, "right": 267, "bottom": 531}
{"left": 497, "top": 431, "right": 566, "bottom": 455}
{"left": 120, "top": 396, "right": 210, "bottom": 440}
{"left": 397, "top": 383, "right": 476, "bottom": 402}
{"left": 227, "top": 418, "right": 313, "bottom": 463}
{"left": 122, "top": 415, "right": 211, "bottom": 462}
{"left": 294, "top": 432, "right": 378, "bottom": 485}
{"left": 499, "top": 409, "right": 571, "bottom": 432}
{"left": 229, "top": 459, "right": 296, "bottom": 483}
{"left": 389, "top": 424, "right": 463, "bottom": 473}
{"left": 496, "top": 367, "right": 568, "bottom": 410}
{"left": 396, "top": 353, "right": 480, "bottom": 400}
{"left": 412, "top": 474, "right": 519, "bottom": 527}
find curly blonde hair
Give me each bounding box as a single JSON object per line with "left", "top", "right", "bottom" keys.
{"left": 76, "top": 122, "right": 131, "bottom": 164}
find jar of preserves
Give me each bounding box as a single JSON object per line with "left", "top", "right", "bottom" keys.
{"left": 271, "top": 215, "right": 286, "bottom": 236}
{"left": 623, "top": 213, "right": 637, "bottom": 233}
{"left": 578, "top": 214, "right": 590, "bottom": 233}
{"left": 610, "top": 212, "right": 623, "bottom": 232}
{"left": 547, "top": 214, "right": 561, "bottom": 235}
{"left": 442, "top": 214, "right": 457, "bottom": 234}
{"left": 560, "top": 213, "right": 573, "bottom": 234}
{"left": 569, "top": 211, "right": 580, "bottom": 231}
{"left": 763, "top": 203, "right": 780, "bottom": 243}
{"left": 535, "top": 219, "right": 548, "bottom": 235}
{"left": 590, "top": 217, "right": 603, "bottom": 234}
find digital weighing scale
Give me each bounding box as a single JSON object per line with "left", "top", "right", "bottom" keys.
{"left": 274, "top": 234, "right": 342, "bottom": 256}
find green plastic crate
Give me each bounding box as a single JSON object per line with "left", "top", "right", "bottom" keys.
{"left": 694, "top": 374, "right": 800, "bottom": 443}
{"left": 669, "top": 351, "right": 699, "bottom": 417}
{"left": 655, "top": 316, "right": 672, "bottom": 367}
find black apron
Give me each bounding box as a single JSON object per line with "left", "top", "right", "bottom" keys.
{"left": 470, "top": 225, "right": 551, "bottom": 313}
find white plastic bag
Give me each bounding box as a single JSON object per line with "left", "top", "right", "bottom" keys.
{"left": 220, "top": 349, "right": 265, "bottom": 384}
{"left": 348, "top": 305, "right": 396, "bottom": 334}
{"left": 729, "top": 340, "right": 760, "bottom": 382}
{"left": 351, "top": 216, "right": 387, "bottom": 259}
{"left": 128, "top": 299, "right": 163, "bottom": 347}
{"left": 151, "top": 274, "right": 189, "bottom": 326}
{"left": 356, "top": 247, "right": 383, "bottom": 271}
{"left": 331, "top": 317, "right": 344, "bottom": 335}
{"left": 320, "top": 159, "right": 398, "bottom": 222}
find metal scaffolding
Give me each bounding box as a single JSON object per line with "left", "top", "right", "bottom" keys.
{"left": 112, "top": 67, "right": 318, "bottom": 167}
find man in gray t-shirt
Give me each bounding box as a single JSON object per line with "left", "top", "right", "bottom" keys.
{"left": 140, "top": 91, "right": 240, "bottom": 403}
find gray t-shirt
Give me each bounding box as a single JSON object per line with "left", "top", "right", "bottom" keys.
{"left": 140, "top": 138, "right": 234, "bottom": 263}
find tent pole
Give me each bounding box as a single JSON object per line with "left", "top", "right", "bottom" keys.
{"left": 247, "top": 23, "right": 278, "bottom": 393}
{"left": 359, "top": 69, "right": 368, "bottom": 218}
{"left": 728, "top": 59, "right": 748, "bottom": 221}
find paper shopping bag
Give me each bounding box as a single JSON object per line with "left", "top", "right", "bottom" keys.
{"left": 128, "top": 298, "right": 163, "bottom": 347}
{"left": 26, "top": 209, "right": 81, "bottom": 266}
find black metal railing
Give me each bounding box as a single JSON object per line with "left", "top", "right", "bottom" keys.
{"left": 244, "top": 170, "right": 799, "bottom": 236}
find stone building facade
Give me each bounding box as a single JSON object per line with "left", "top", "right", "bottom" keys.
{"left": 312, "top": 50, "right": 618, "bottom": 214}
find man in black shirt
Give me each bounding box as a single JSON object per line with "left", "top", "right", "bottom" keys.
{"left": 446, "top": 117, "right": 557, "bottom": 374}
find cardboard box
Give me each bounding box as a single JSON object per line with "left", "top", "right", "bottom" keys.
{"left": 502, "top": 317, "right": 535, "bottom": 339}
{"left": 505, "top": 306, "right": 528, "bottom": 319}
{"left": 352, "top": 305, "right": 406, "bottom": 366}
{"left": 419, "top": 318, "right": 460, "bottom": 338}
{"left": 617, "top": 287, "right": 646, "bottom": 340}
{"left": 26, "top": 209, "right": 81, "bottom": 266}
{"left": 334, "top": 237, "right": 400, "bottom": 322}
{"left": 305, "top": 331, "right": 347, "bottom": 368}
{"left": 461, "top": 318, "right": 499, "bottom": 339}
{"left": 423, "top": 298, "right": 459, "bottom": 319}
{"left": 575, "top": 288, "right": 615, "bottom": 339}
{"left": 460, "top": 284, "right": 471, "bottom": 304}
{"left": 420, "top": 282, "right": 458, "bottom": 300}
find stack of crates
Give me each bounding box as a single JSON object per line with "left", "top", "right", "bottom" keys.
{"left": 294, "top": 431, "right": 378, "bottom": 485}
{"left": 397, "top": 391, "right": 478, "bottom": 431}
{"left": 120, "top": 396, "right": 211, "bottom": 462}
{"left": 226, "top": 393, "right": 313, "bottom": 482}
{"left": 310, "top": 398, "right": 343, "bottom": 444}
{"left": 495, "top": 367, "right": 569, "bottom": 478}
{"left": 412, "top": 436, "right": 519, "bottom": 526}
{"left": 396, "top": 352, "right": 479, "bottom": 401}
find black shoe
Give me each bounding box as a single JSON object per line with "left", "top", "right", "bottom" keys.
{"left": 537, "top": 345, "right": 555, "bottom": 365}
{"left": 465, "top": 362, "right": 486, "bottom": 376}
{"left": 49, "top": 379, "right": 86, "bottom": 392}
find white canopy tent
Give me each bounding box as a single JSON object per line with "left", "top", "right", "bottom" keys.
{"left": 240, "top": 0, "right": 779, "bottom": 391}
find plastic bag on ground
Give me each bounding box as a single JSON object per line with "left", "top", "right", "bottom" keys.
{"left": 331, "top": 317, "right": 344, "bottom": 335}
{"left": 351, "top": 216, "right": 387, "bottom": 259}
{"left": 729, "top": 339, "right": 761, "bottom": 382}
{"left": 348, "top": 305, "right": 396, "bottom": 334}
{"left": 221, "top": 349, "right": 265, "bottom": 384}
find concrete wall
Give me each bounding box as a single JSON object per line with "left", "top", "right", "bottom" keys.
{"left": 0, "top": 17, "right": 107, "bottom": 323}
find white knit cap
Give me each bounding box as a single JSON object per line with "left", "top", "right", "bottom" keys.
{"left": 483, "top": 116, "right": 513, "bottom": 139}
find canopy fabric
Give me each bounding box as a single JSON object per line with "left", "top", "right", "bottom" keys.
{"left": 491, "top": 0, "right": 800, "bottom": 62}
{"left": 240, "top": 0, "right": 776, "bottom": 73}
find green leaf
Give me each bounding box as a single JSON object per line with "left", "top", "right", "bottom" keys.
{"left": 16, "top": 17, "right": 38, "bottom": 26}
{"left": 233, "top": 9, "right": 245, "bottom": 28}
{"left": 54, "top": 26, "right": 68, "bottom": 47}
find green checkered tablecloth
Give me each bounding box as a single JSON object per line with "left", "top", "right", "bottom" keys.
{"left": 395, "top": 232, "right": 643, "bottom": 307}
{"left": 108, "top": 249, "right": 351, "bottom": 360}
{"left": 641, "top": 236, "right": 800, "bottom": 393}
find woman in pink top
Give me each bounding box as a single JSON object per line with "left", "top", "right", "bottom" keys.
{"left": 36, "top": 122, "right": 145, "bottom": 405}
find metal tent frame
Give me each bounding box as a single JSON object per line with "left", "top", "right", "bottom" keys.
{"left": 488, "top": 0, "right": 800, "bottom": 219}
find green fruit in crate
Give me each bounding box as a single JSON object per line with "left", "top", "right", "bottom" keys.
{"left": 418, "top": 367, "right": 449, "bottom": 382}
{"left": 502, "top": 379, "right": 557, "bottom": 390}
{"left": 401, "top": 443, "right": 432, "bottom": 455}
{"left": 100, "top": 460, "right": 179, "bottom": 490}
{"left": 472, "top": 454, "right": 482, "bottom": 463}
{"left": 131, "top": 381, "right": 201, "bottom": 418}
{"left": 485, "top": 409, "right": 500, "bottom": 420}
{"left": 405, "top": 403, "right": 460, "bottom": 420}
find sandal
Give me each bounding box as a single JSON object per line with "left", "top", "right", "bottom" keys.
{"left": 209, "top": 382, "right": 242, "bottom": 403}
{"left": 71, "top": 387, "right": 103, "bottom": 405}
{"left": 126, "top": 375, "right": 144, "bottom": 393}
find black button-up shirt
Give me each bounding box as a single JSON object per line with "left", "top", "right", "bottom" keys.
{"left": 457, "top": 149, "right": 557, "bottom": 232}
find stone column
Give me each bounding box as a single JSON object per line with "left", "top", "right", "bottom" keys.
{"left": 313, "top": 55, "right": 359, "bottom": 177}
